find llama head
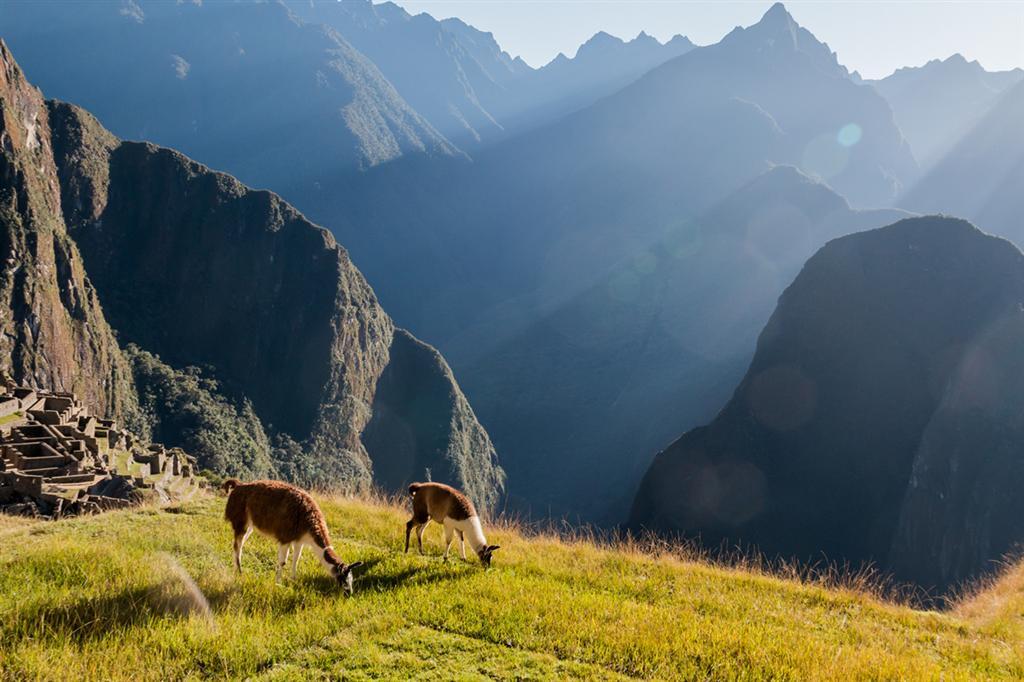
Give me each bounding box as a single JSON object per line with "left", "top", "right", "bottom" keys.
{"left": 333, "top": 561, "right": 363, "bottom": 596}
{"left": 476, "top": 545, "right": 500, "bottom": 568}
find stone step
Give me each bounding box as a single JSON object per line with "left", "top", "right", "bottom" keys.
{"left": 16, "top": 455, "right": 67, "bottom": 470}
{"left": 24, "top": 467, "right": 70, "bottom": 478}
{"left": 47, "top": 473, "right": 98, "bottom": 484}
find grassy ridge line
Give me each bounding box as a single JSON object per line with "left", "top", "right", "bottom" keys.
{"left": 0, "top": 494, "right": 1020, "bottom": 680}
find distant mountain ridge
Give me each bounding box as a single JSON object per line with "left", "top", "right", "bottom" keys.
{"left": 502, "top": 29, "right": 696, "bottom": 136}
{"left": 901, "top": 79, "right": 1024, "bottom": 244}
{"left": 323, "top": 2, "right": 918, "bottom": 350}
{"left": 285, "top": 0, "right": 697, "bottom": 146}
{"left": 284, "top": 0, "right": 520, "bottom": 147}
{"left": 870, "top": 54, "right": 1024, "bottom": 168}
{"left": 0, "top": 0, "right": 458, "bottom": 204}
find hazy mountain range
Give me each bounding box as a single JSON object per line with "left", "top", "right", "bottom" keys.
{"left": 902, "top": 79, "right": 1024, "bottom": 242}
{"left": 3, "top": 0, "right": 1024, "bottom": 591}
{"left": 868, "top": 54, "right": 1023, "bottom": 170}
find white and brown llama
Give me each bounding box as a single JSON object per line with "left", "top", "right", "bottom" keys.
{"left": 405, "top": 482, "right": 500, "bottom": 566}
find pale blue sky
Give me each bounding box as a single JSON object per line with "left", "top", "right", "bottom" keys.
{"left": 390, "top": 1, "right": 1024, "bottom": 79}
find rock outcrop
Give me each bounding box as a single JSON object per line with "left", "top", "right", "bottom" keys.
{"left": 0, "top": 40, "right": 503, "bottom": 510}
{"left": 630, "top": 216, "right": 1024, "bottom": 593}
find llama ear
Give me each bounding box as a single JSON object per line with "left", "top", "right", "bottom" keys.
{"left": 348, "top": 561, "right": 364, "bottom": 572}
{"left": 487, "top": 545, "right": 501, "bottom": 552}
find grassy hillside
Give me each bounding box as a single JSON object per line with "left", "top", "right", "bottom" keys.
{"left": 1, "top": 494, "right": 1021, "bottom": 680}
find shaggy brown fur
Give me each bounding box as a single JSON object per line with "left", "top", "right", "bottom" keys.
{"left": 222, "top": 479, "right": 361, "bottom": 587}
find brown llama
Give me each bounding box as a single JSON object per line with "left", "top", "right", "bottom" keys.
{"left": 222, "top": 479, "right": 363, "bottom": 594}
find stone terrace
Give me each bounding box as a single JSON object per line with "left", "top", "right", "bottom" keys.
{"left": 0, "top": 376, "right": 200, "bottom": 519}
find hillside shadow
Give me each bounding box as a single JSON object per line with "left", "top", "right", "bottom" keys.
{"left": 199, "top": 558, "right": 478, "bottom": 614}
{"left": 21, "top": 586, "right": 202, "bottom": 643}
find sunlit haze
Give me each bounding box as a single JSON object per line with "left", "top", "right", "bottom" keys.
{"left": 390, "top": 0, "right": 1024, "bottom": 78}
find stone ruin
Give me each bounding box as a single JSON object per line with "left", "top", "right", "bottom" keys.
{"left": 0, "top": 375, "right": 201, "bottom": 519}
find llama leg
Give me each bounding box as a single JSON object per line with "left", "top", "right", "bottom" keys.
{"left": 276, "top": 544, "right": 290, "bottom": 583}
{"left": 416, "top": 520, "right": 429, "bottom": 555}
{"left": 458, "top": 529, "right": 467, "bottom": 561}
{"left": 290, "top": 543, "right": 302, "bottom": 580}
{"left": 234, "top": 525, "right": 253, "bottom": 574}
{"left": 443, "top": 523, "right": 455, "bottom": 562}
{"left": 405, "top": 519, "right": 415, "bottom": 553}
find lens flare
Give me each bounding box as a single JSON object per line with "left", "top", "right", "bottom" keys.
{"left": 837, "top": 123, "right": 862, "bottom": 147}
{"left": 802, "top": 133, "right": 850, "bottom": 179}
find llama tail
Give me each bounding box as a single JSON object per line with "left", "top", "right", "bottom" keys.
{"left": 408, "top": 483, "right": 422, "bottom": 496}
{"left": 221, "top": 478, "right": 241, "bottom": 494}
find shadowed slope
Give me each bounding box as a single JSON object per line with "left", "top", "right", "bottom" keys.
{"left": 48, "top": 100, "right": 503, "bottom": 507}
{"left": 462, "top": 167, "right": 906, "bottom": 521}
{"left": 631, "top": 216, "right": 1024, "bottom": 594}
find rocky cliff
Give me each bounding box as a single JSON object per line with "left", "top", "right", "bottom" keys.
{"left": 1, "top": 41, "right": 503, "bottom": 510}
{"left": 0, "top": 40, "right": 138, "bottom": 422}
{"left": 630, "top": 216, "right": 1024, "bottom": 593}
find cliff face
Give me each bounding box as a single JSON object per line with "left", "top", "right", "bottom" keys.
{"left": 0, "top": 41, "right": 137, "bottom": 420}
{"left": 1, "top": 41, "right": 502, "bottom": 510}
{"left": 630, "top": 217, "right": 1024, "bottom": 592}
{"left": 47, "top": 100, "right": 503, "bottom": 508}
{"left": 50, "top": 108, "right": 391, "bottom": 477}
{"left": 889, "top": 312, "right": 1024, "bottom": 591}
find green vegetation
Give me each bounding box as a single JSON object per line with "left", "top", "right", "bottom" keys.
{"left": 124, "top": 346, "right": 375, "bottom": 491}
{"left": 1, "top": 495, "right": 1021, "bottom": 680}
{"left": 126, "top": 345, "right": 275, "bottom": 480}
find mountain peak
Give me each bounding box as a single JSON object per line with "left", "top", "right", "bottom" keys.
{"left": 667, "top": 34, "right": 696, "bottom": 49}
{"left": 762, "top": 2, "right": 794, "bottom": 23}
{"left": 632, "top": 30, "right": 659, "bottom": 46}
{"left": 751, "top": 1, "right": 799, "bottom": 41}
{"left": 576, "top": 30, "right": 625, "bottom": 57}
{"left": 719, "top": 1, "right": 845, "bottom": 77}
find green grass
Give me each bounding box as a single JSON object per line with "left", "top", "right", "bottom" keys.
{"left": 1, "top": 494, "right": 1021, "bottom": 680}
{"left": 0, "top": 411, "right": 24, "bottom": 427}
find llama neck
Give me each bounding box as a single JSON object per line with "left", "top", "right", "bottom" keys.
{"left": 309, "top": 537, "right": 339, "bottom": 570}
{"left": 464, "top": 516, "right": 488, "bottom": 553}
